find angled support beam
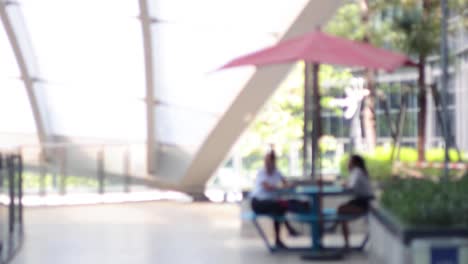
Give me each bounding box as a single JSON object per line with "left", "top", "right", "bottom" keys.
{"left": 179, "top": 0, "right": 345, "bottom": 193}
{"left": 0, "top": 1, "right": 51, "bottom": 146}
{"left": 138, "top": 0, "right": 157, "bottom": 174}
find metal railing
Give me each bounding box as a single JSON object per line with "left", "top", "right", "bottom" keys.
{"left": 13, "top": 143, "right": 152, "bottom": 197}
{"left": 0, "top": 142, "right": 194, "bottom": 208}
{"left": 0, "top": 152, "right": 24, "bottom": 264}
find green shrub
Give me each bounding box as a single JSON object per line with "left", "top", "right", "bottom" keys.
{"left": 340, "top": 147, "right": 468, "bottom": 181}
{"left": 380, "top": 176, "right": 468, "bottom": 227}
{"left": 425, "top": 148, "right": 467, "bottom": 162}
{"left": 339, "top": 146, "right": 417, "bottom": 181}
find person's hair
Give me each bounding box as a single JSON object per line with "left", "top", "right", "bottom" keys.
{"left": 264, "top": 149, "right": 277, "bottom": 174}
{"left": 267, "top": 150, "right": 276, "bottom": 163}
{"left": 349, "top": 155, "right": 368, "bottom": 177}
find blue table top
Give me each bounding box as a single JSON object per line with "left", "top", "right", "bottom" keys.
{"left": 296, "top": 185, "right": 345, "bottom": 194}
{"left": 279, "top": 185, "right": 350, "bottom": 196}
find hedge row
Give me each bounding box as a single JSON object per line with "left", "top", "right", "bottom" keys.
{"left": 381, "top": 176, "right": 468, "bottom": 227}
{"left": 339, "top": 146, "right": 467, "bottom": 181}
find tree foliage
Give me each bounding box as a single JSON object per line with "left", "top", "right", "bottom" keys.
{"left": 379, "top": 0, "right": 467, "bottom": 56}
{"left": 235, "top": 0, "right": 468, "bottom": 173}
{"left": 325, "top": 1, "right": 400, "bottom": 47}
{"left": 237, "top": 64, "right": 351, "bottom": 173}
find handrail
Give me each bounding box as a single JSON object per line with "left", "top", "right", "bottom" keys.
{"left": 0, "top": 143, "right": 185, "bottom": 206}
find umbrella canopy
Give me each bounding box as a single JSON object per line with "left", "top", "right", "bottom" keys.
{"left": 220, "top": 30, "right": 415, "bottom": 71}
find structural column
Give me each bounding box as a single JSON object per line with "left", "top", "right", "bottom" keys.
{"left": 138, "top": 0, "right": 157, "bottom": 174}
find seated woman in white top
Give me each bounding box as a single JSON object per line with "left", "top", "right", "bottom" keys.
{"left": 338, "top": 154, "right": 374, "bottom": 249}
{"left": 250, "top": 150, "right": 304, "bottom": 248}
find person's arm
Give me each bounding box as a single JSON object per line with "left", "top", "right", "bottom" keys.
{"left": 262, "top": 181, "right": 278, "bottom": 191}
{"left": 262, "top": 172, "right": 289, "bottom": 190}
{"left": 280, "top": 172, "right": 297, "bottom": 188}
{"left": 344, "top": 169, "right": 358, "bottom": 191}
{"left": 280, "top": 178, "right": 296, "bottom": 189}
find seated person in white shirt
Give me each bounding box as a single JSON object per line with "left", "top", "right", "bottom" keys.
{"left": 250, "top": 150, "right": 306, "bottom": 248}
{"left": 338, "top": 154, "right": 374, "bottom": 249}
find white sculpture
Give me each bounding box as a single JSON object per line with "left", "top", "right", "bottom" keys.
{"left": 328, "top": 77, "right": 368, "bottom": 152}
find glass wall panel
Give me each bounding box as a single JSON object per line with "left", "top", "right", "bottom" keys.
{"left": 43, "top": 83, "right": 146, "bottom": 140}
{"left": 20, "top": 0, "right": 145, "bottom": 140}
{"left": 2, "top": 3, "right": 39, "bottom": 76}
{"left": 152, "top": 23, "right": 272, "bottom": 112}
{"left": 0, "top": 13, "right": 36, "bottom": 136}
{"left": 150, "top": 23, "right": 273, "bottom": 150}
{"left": 155, "top": 105, "right": 217, "bottom": 149}
{"left": 0, "top": 18, "right": 20, "bottom": 78}
{"left": 435, "top": 108, "right": 455, "bottom": 138}
{"left": 0, "top": 79, "right": 36, "bottom": 134}
{"left": 377, "top": 112, "right": 394, "bottom": 138}
{"left": 149, "top": 0, "right": 307, "bottom": 34}
{"left": 402, "top": 111, "right": 418, "bottom": 137}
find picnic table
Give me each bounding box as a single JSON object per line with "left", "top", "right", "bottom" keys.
{"left": 243, "top": 184, "right": 369, "bottom": 257}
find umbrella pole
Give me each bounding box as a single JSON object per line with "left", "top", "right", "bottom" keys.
{"left": 310, "top": 62, "right": 323, "bottom": 247}
{"left": 303, "top": 63, "right": 311, "bottom": 178}
{"left": 311, "top": 63, "right": 321, "bottom": 181}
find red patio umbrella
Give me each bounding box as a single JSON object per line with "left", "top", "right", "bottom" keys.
{"left": 221, "top": 29, "right": 415, "bottom": 178}
{"left": 220, "top": 29, "right": 415, "bottom": 251}
{"left": 220, "top": 30, "right": 415, "bottom": 71}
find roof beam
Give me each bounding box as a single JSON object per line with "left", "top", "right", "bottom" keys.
{"left": 179, "top": 0, "right": 345, "bottom": 193}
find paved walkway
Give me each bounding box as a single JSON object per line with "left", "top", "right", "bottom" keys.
{"left": 11, "top": 202, "right": 369, "bottom": 264}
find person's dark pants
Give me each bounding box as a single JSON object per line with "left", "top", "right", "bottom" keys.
{"left": 339, "top": 197, "right": 372, "bottom": 212}
{"left": 251, "top": 198, "right": 309, "bottom": 215}
{"left": 251, "top": 198, "right": 286, "bottom": 216}
{"left": 251, "top": 198, "right": 308, "bottom": 245}
{"left": 337, "top": 196, "right": 373, "bottom": 248}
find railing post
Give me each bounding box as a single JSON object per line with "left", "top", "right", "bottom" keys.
{"left": 39, "top": 150, "right": 46, "bottom": 196}
{"left": 97, "top": 148, "right": 105, "bottom": 194}
{"left": 16, "top": 154, "right": 23, "bottom": 230}
{"left": 124, "top": 148, "right": 131, "bottom": 193}
{"left": 0, "top": 153, "right": 3, "bottom": 191}
{"left": 52, "top": 148, "right": 57, "bottom": 190}
{"left": 59, "top": 148, "right": 67, "bottom": 195}
{"left": 7, "top": 156, "right": 15, "bottom": 234}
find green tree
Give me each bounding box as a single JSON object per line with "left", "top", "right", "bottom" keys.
{"left": 327, "top": 0, "right": 467, "bottom": 161}
{"left": 238, "top": 64, "right": 351, "bottom": 174}
{"left": 392, "top": 0, "right": 439, "bottom": 162}
{"left": 383, "top": 0, "right": 466, "bottom": 161}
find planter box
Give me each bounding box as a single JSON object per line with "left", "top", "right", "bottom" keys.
{"left": 369, "top": 206, "right": 468, "bottom": 264}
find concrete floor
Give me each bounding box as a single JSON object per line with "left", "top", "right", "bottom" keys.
{"left": 11, "top": 202, "right": 369, "bottom": 264}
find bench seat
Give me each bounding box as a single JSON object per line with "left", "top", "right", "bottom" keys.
{"left": 242, "top": 208, "right": 364, "bottom": 223}
{"left": 242, "top": 208, "right": 369, "bottom": 253}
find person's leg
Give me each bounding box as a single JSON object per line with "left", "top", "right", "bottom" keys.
{"left": 272, "top": 202, "right": 288, "bottom": 247}
{"left": 252, "top": 199, "right": 288, "bottom": 247}
{"left": 281, "top": 199, "right": 308, "bottom": 236}
{"left": 273, "top": 220, "right": 287, "bottom": 247}
{"left": 341, "top": 221, "right": 350, "bottom": 249}
{"left": 338, "top": 204, "right": 365, "bottom": 214}
{"left": 337, "top": 202, "right": 366, "bottom": 249}
{"left": 284, "top": 221, "right": 300, "bottom": 236}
